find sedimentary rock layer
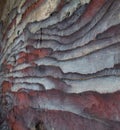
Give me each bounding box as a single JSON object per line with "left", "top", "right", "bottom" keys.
{"left": 0, "top": 0, "right": 120, "bottom": 130}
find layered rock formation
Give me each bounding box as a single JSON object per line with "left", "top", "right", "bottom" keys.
{"left": 0, "top": 0, "right": 120, "bottom": 130}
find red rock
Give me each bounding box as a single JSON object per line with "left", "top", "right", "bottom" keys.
{"left": 2, "top": 81, "right": 12, "bottom": 93}
{"left": 0, "top": 1, "right": 120, "bottom": 130}
{"left": 21, "top": 0, "right": 45, "bottom": 22}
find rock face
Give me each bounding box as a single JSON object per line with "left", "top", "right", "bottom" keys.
{"left": 0, "top": 0, "right": 120, "bottom": 130}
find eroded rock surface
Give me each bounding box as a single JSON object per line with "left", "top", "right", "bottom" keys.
{"left": 0, "top": 0, "right": 120, "bottom": 130}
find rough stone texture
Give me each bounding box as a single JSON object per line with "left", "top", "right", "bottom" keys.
{"left": 0, "top": 0, "right": 120, "bottom": 130}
